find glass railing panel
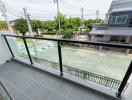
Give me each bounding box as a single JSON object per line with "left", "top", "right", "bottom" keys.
{"left": 0, "top": 81, "right": 12, "bottom": 100}
{"left": 27, "top": 39, "right": 60, "bottom": 70}
{"left": 61, "top": 43, "right": 132, "bottom": 90}
{"left": 5, "top": 35, "right": 131, "bottom": 91}
{"left": 6, "top": 36, "right": 29, "bottom": 61}
{"left": 0, "top": 87, "right": 9, "bottom": 100}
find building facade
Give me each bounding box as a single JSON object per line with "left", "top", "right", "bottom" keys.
{"left": 90, "top": 0, "right": 132, "bottom": 45}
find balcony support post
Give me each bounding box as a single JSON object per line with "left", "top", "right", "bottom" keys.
{"left": 3, "top": 36, "right": 14, "bottom": 58}
{"left": 58, "top": 41, "right": 63, "bottom": 76}
{"left": 23, "top": 37, "right": 33, "bottom": 65}
{"left": 117, "top": 61, "right": 132, "bottom": 98}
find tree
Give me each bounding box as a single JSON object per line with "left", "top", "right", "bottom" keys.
{"left": 84, "top": 19, "right": 104, "bottom": 31}
{"left": 62, "top": 29, "right": 74, "bottom": 39}
{"left": 54, "top": 14, "right": 67, "bottom": 31}
{"left": 0, "top": 21, "right": 7, "bottom": 30}
{"left": 41, "top": 20, "right": 57, "bottom": 33}
{"left": 13, "top": 16, "right": 104, "bottom": 37}
{"left": 54, "top": 14, "right": 81, "bottom": 39}
{"left": 67, "top": 17, "right": 81, "bottom": 33}
{"left": 14, "top": 18, "right": 28, "bottom": 35}
{"left": 31, "top": 20, "right": 42, "bottom": 35}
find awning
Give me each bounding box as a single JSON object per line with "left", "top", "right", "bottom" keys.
{"left": 90, "top": 27, "right": 132, "bottom": 36}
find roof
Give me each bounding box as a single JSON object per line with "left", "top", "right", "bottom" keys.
{"left": 107, "top": 0, "right": 132, "bottom": 15}
{"left": 90, "top": 27, "right": 132, "bottom": 36}
{"left": 111, "top": 8, "right": 132, "bottom": 13}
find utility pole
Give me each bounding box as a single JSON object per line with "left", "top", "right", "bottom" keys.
{"left": 96, "top": 10, "right": 99, "bottom": 23}
{"left": 96, "top": 10, "right": 102, "bottom": 50}
{"left": 0, "top": 0, "right": 14, "bottom": 35}
{"left": 81, "top": 7, "right": 84, "bottom": 24}
{"left": 23, "top": 7, "right": 33, "bottom": 36}
{"left": 23, "top": 8, "right": 38, "bottom": 59}
{"left": 54, "top": 0, "right": 61, "bottom": 38}
{"left": 80, "top": 7, "right": 84, "bottom": 35}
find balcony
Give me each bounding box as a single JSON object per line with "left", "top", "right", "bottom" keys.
{"left": 0, "top": 60, "right": 118, "bottom": 100}
{"left": 92, "top": 24, "right": 108, "bottom": 30}
{"left": 0, "top": 34, "right": 132, "bottom": 100}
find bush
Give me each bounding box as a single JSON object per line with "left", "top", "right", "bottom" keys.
{"left": 62, "top": 30, "right": 74, "bottom": 39}
{"left": 41, "top": 31, "right": 56, "bottom": 35}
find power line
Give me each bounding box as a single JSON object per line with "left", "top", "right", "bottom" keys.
{"left": 6, "top": 9, "right": 24, "bottom": 17}
{"left": 3, "top": 2, "right": 24, "bottom": 15}
{"left": 5, "top": 6, "right": 24, "bottom": 15}
{"left": 7, "top": 11, "right": 23, "bottom": 18}
{"left": 0, "top": 0, "right": 14, "bottom": 34}
{"left": 59, "top": 3, "right": 79, "bottom": 12}
{"left": 30, "top": 15, "right": 54, "bottom": 19}
{"left": 30, "top": 17, "right": 54, "bottom": 20}
{"left": 60, "top": 0, "right": 80, "bottom": 10}
{"left": 60, "top": 0, "right": 100, "bottom": 11}
{"left": 0, "top": 1, "right": 24, "bottom": 18}
{"left": 29, "top": 13, "right": 55, "bottom": 16}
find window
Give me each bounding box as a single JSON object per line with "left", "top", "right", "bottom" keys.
{"left": 129, "top": 17, "right": 132, "bottom": 26}
{"left": 110, "top": 16, "right": 116, "bottom": 24}
{"left": 116, "top": 16, "right": 122, "bottom": 24}
{"left": 110, "top": 36, "right": 126, "bottom": 43}
{"left": 96, "top": 35, "right": 103, "bottom": 38}
{"left": 110, "top": 15, "right": 128, "bottom": 24}
{"left": 121, "top": 15, "right": 128, "bottom": 24}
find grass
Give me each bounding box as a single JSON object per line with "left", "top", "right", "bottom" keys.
{"left": 16, "top": 38, "right": 33, "bottom": 43}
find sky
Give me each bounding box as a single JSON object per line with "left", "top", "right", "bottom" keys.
{"left": 1, "top": 0, "right": 113, "bottom": 21}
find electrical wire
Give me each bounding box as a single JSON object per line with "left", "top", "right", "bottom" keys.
{"left": 3, "top": 3, "right": 24, "bottom": 15}
{"left": 6, "top": 9, "right": 24, "bottom": 17}
{"left": 60, "top": 0, "right": 98, "bottom": 11}
{"left": 60, "top": 0, "right": 80, "bottom": 10}
{"left": 0, "top": 1, "right": 106, "bottom": 21}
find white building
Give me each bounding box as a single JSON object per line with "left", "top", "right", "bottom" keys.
{"left": 90, "top": 0, "right": 132, "bottom": 44}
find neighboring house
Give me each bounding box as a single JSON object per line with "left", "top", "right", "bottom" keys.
{"left": 9, "top": 19, "right": 17, "bottom": 26}
{"left": 90, "top": 0, "right": 132, "bottom": 45}
{"left": 9, "top": 19, "right": 18, "bottom": 35}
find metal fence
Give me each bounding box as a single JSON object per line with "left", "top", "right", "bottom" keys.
{"left": 33, "top": 57, "right": 121, "bottom": 90}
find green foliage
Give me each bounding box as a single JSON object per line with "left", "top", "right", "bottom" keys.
{"left": 16, "top": 38, "right": 33, "bottom": 43}
{"left": 31, "top": 20, "right": 42, "bottom": 34}
{"left": 0, "top": 21, "right": 7, "bottom": 30}
{"left": 62, "top": 29, "right": 74, "bottom": 39}
{"left": 19, "top": 52, "right": 27, "bottom": 58}
{"left": 41, "top": 31, "right": 56, "bottom": 35}
{"left": 13, "top": 15, "right": 104, "bottom": 38}
{"left": 54, "top": 14, "right": 66, "bottom": 30}
{"left": 41, "top": 21, "right": 57, "bottom": 31}
{"left": 54, "top": 14, "right": 81, "bottom": 32}
{"left": 84, "top": 19, "right": 104, "bottom": 31}
{"left": 14, "top": 18, "right": 28, "bottom": 34}
{"left": 65, "top": 17, "right": 81, "bottom": 31}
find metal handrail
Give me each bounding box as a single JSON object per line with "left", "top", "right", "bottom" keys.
{"left": 2, "top": 34, "right": 132, "bottom": 49}
{"left": 0, "top": 80, "right": 13, "bottom": 100}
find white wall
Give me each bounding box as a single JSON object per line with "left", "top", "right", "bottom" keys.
{"left": 0, "top": 33, "right": 12, "bottom": 65}
{"left": 91, "top": 35, "right": 111, "bottom": 42}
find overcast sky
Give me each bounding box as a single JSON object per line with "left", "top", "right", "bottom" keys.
{"left": 1, "top": 0, "right": 113, "bottom": 21}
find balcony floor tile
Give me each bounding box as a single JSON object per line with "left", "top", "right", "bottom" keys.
{"left": 0, "top": 61, "right": 117, "bottom": 100}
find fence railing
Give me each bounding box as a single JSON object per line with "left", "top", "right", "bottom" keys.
{"left": 33, "top": 57, "right": 121, "bottom": 90}
{"left": 2, "top": 34, "right": 132, "bottom": 98}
